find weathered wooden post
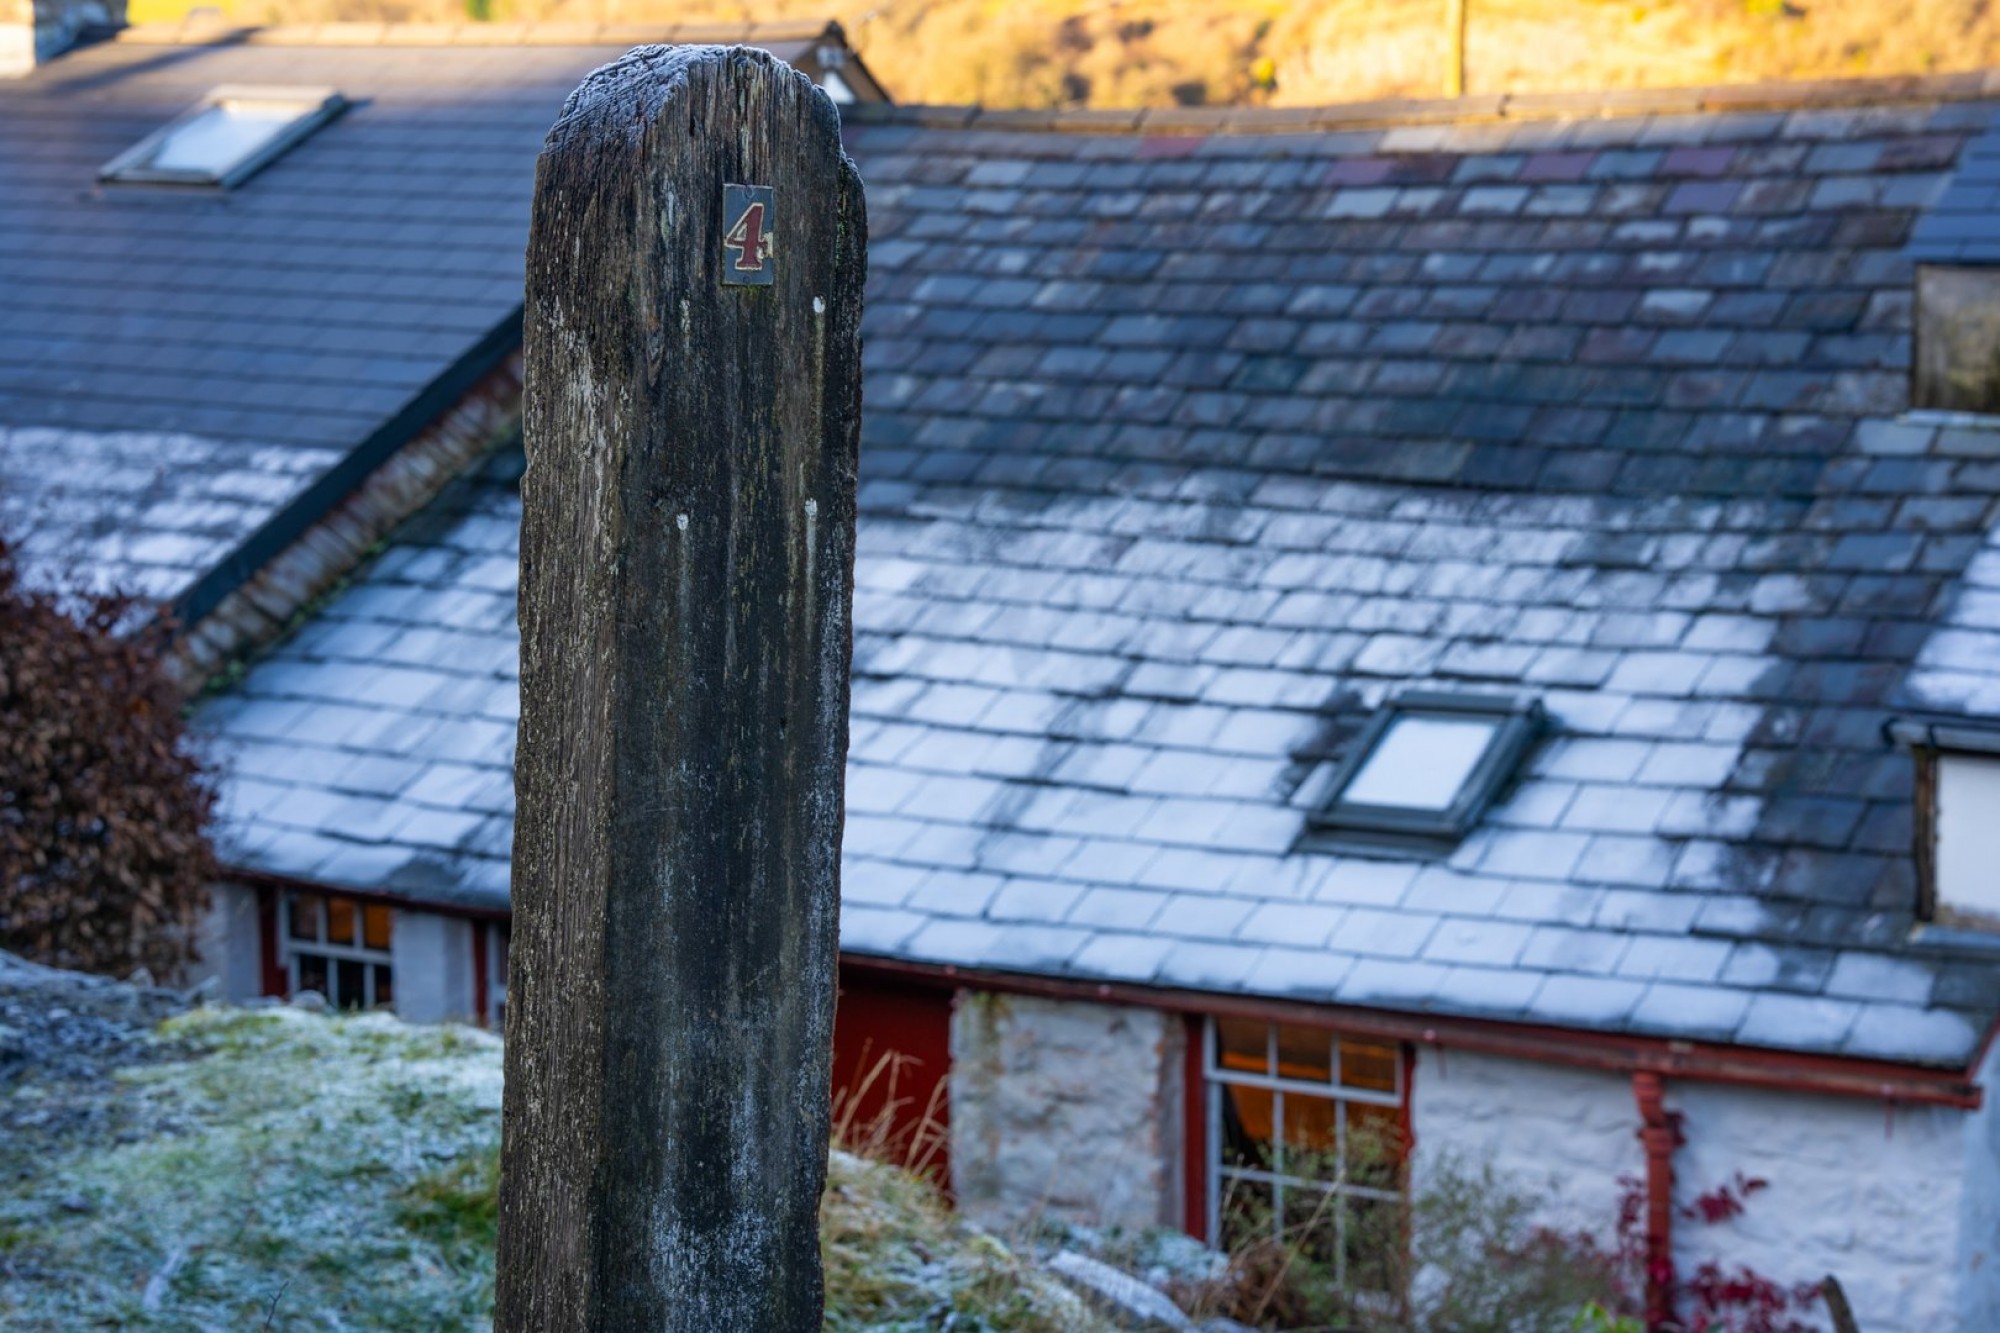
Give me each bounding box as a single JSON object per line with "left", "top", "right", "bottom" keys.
{"left": 496, "top": 45, "right": 863, "bottom": 1332}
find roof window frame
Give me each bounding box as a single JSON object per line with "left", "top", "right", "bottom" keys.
{"left": 1307, "top": 690, "right": 1544, "bottom": 854}
{"left": 1888, "top": 717, "right": 2000, "bottom": 932}
{"left": 99, "top": 85, "right": 347, "bottom": 189}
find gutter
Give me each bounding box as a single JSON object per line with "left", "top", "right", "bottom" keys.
{"left": 841, "top": 954, "right": 1988, "bottom": 1109}
{"left": 170, "top": 309, "right": 524, "bottom": 631}
{"left": 226, "top": 867, "right": 513, "bottom": 923}
{"left": 223, "top": 864, "right": 1989, "bottom": 1108}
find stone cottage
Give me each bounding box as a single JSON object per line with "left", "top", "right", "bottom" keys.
{"left": 8, "top": 11, "right": 2000, "bottom": 1327}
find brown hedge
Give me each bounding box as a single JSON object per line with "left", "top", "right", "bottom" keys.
{"left": 0, "top": 535, "right": 216, "bottom": 979}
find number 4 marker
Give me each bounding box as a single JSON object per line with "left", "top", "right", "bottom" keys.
{"left": 721, "top": 184, "right": 776, "bottom": 286}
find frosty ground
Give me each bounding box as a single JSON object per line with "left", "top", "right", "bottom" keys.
{"left": 0, "top": 954, "right": 1113, "bottom": 1331}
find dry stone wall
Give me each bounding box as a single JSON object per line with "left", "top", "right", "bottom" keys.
{"left": 950, "top": 992, "right": 1184, "bottom": 1232}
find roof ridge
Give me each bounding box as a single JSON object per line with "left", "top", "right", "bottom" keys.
{"left": 113, "top": 17, "right": 846, "bottom": 48}
{"left": 841, "top": 68, "right": 2000, "bottom": 136}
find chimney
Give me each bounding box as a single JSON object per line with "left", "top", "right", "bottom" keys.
{"left": 2, "top": 0, "right": 124, "bottom": 77}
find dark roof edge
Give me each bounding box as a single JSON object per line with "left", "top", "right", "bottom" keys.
{"left": 225, "top": 867, "right": 513, "bottom": 921}
{"left": 113, "top": 18, "right": 852, "bottom": 48}
{"left": 840, "top": 953, "right": 1990, "bottom": 1104}
{"left": 1887, "top": 715, "right": 2000, "bottom": 754}
{"left": 171, "top": 309, "right": 523, "bottom": 631}
{"left": 842, "top": 68, "right": 2000, "bottom": 137}
{"left": 217, "top": 850, "right": 1996, "bottom": 1099}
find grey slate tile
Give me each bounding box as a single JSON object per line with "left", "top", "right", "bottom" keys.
{"left": 163, "top": 82, "right": 2000, "bottom": 1072}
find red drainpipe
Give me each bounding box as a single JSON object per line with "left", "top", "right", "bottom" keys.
{"left": 1634, "top": 1072, "right": 1683, "bottom": 1330}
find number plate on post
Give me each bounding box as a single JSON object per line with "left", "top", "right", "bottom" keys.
{"left": 721, "top": 183, "right": 776, "bottom": 286}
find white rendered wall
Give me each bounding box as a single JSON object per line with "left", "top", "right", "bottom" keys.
{"left": 1669, "top": 1079, "right": 1966, "bottom": 1332}
{"left": 1410, "top": 1047, "right": 1644, "bottom": 1233}
{"left": 1413, "top": 1045, "right": 1985, "bottom": 1333}
{"left": 389, "top": 909, "right": 475, "bottom": 1024}
{"left": 950, "top": 991, "right": 1184, "bottom": 1233}
{"left": 1956, "top": 1037, "right": 2000, "bottom": 1329}
{"left": 190, "top": 880, "right": 265, "bottom": 999}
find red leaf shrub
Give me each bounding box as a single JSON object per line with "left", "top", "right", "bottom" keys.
{"left": 0, "top": 534, "right": 216, "bottom": 978}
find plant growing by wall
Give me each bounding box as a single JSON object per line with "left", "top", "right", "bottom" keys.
{"left": 1170, "top": 1140, "right": 1826, "bottom": 1333}
{"left": 0, "top": 534, "right": 216, "bottom": 979}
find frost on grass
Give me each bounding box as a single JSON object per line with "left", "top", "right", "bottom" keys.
{"left": 0, "top": 1004, "right": 1109, "bottom": 1332}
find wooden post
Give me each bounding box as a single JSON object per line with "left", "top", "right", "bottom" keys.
{"left": 496, "top": 45, "right": 864, "bottom": 1333}
{"left": 1820, "top": 1276, "right": 1862, "bottom": 1333}
{"left": 1444, "top": 0, "right": 1468, "bottom": 97}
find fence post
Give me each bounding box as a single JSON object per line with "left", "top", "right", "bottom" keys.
{"left": 495, "top": 44, "right": 864, "bottom": 1332}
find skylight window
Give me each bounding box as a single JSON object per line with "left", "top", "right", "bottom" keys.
{"left": 100, "top": 87, "right": 345, "bottom": 188}
{"left": 1310, "top": 691, "right": 1543, "bottom": 853}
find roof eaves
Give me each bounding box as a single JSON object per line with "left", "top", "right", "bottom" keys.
{"left": 169, "top": 308, "right": 523, "bottom": 631}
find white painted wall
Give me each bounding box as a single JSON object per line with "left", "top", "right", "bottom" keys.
{"left": 190, "top": 880, "right": 265, "bottom": 999}
{"left": 1410, "top": 1047, "right": 1644, "bottom": 1234}
{"left": 1669, "top": 1078, "right": 1969, "bottom": 1332}
{"left": 950, "top": 991, "right": 1184, "bottom": 1234}
{"left": 390, "top": 909, "right": 475, "bottom": 1024}
{"left": 1957, "top": 1037, "right": 2000, "bottom": 1329}
{"left": 1413, "top": 1045, "right": 1992, "bottom": 1333}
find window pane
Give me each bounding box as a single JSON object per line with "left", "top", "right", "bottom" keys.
{"left": 1215, "top": 1016, "right": 1268, "bottom": 1075}
{"left": 335, "top": 958, "right": 366, "bottom": 1010}
{"left": 1219, "top": 1084, "right": 1275, "bottom": 1171}
{"left": 1339, "top": 1037, "right": 1400, "bottom": 1094}
{"left": 326, "top": 896, "right": 357, "bottom": 947}
{"left": 148, "top": 103, "right": 297, "bottom": 174}
{"left": 1346, "top": 1102, "right": 1406, "bottom": 1189}
{"left": 362, "top": 903, "right": 393, "bottom": 952}
{"left": 1936, "top": 754, "right": 2000, "bottom": 923}
{"left": 373, "top": 964, "right": 394, "bottom": 1009}
{"left": 287, "top": 893, "right": 321, "bottom": 941}
{"left": 1281, "top": 1092, "right": 1339, "bottom": 1181}
{"left": 1341, "top": 714, "right": 1498, "bottom": 811}
{"left": 1275, "top": 1022, "right": 1334, "bottom": 1083}
{"left": 1281, "top": 1185, "right": 1341, "bottom": 1271}
{"left": 295, "top": 952, "right": 328, "bottom": 998}
{"left": 1343, "top": 1196, "right": 1403, "bottom": 1293}
{"left": 1219, "top": 1176, "right": 1275, "bottom": 1255}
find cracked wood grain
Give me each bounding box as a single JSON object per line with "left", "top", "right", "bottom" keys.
{"left": 496, "top": 44, "right": 864, "bottom": 1333}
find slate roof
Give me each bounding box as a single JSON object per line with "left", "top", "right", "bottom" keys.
{"left": 198, "top": 84, "right": 2000, "bottom": 1068}
{"left": 0, "top": 24, "right": 864, "bottom": 602}
{"left": 1911, "top": 101, "right": 2000, "bottom": 263}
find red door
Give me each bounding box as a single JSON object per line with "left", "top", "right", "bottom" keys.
{"left": 831, "top": 968, "right": 953, "bottom": 1188}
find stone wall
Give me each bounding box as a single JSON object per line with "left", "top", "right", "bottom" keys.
{"left": 2, "top": 0, "right": 121, "bottom": 75}
{"left": 169, "top": 352, "right": 523, "bottom": 691}
{"left": 388, "top": 909, "right": 475, "bottom": 1024}
{"left": 950, "top": 991, "right": 1183, "bottom": 1233}
{"left": 191, "top": 881, "right": 266, "bottom": 1000}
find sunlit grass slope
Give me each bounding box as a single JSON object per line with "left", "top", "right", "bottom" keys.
{"left": 124, "top": 0, "right": 2000, "bottom": 110}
